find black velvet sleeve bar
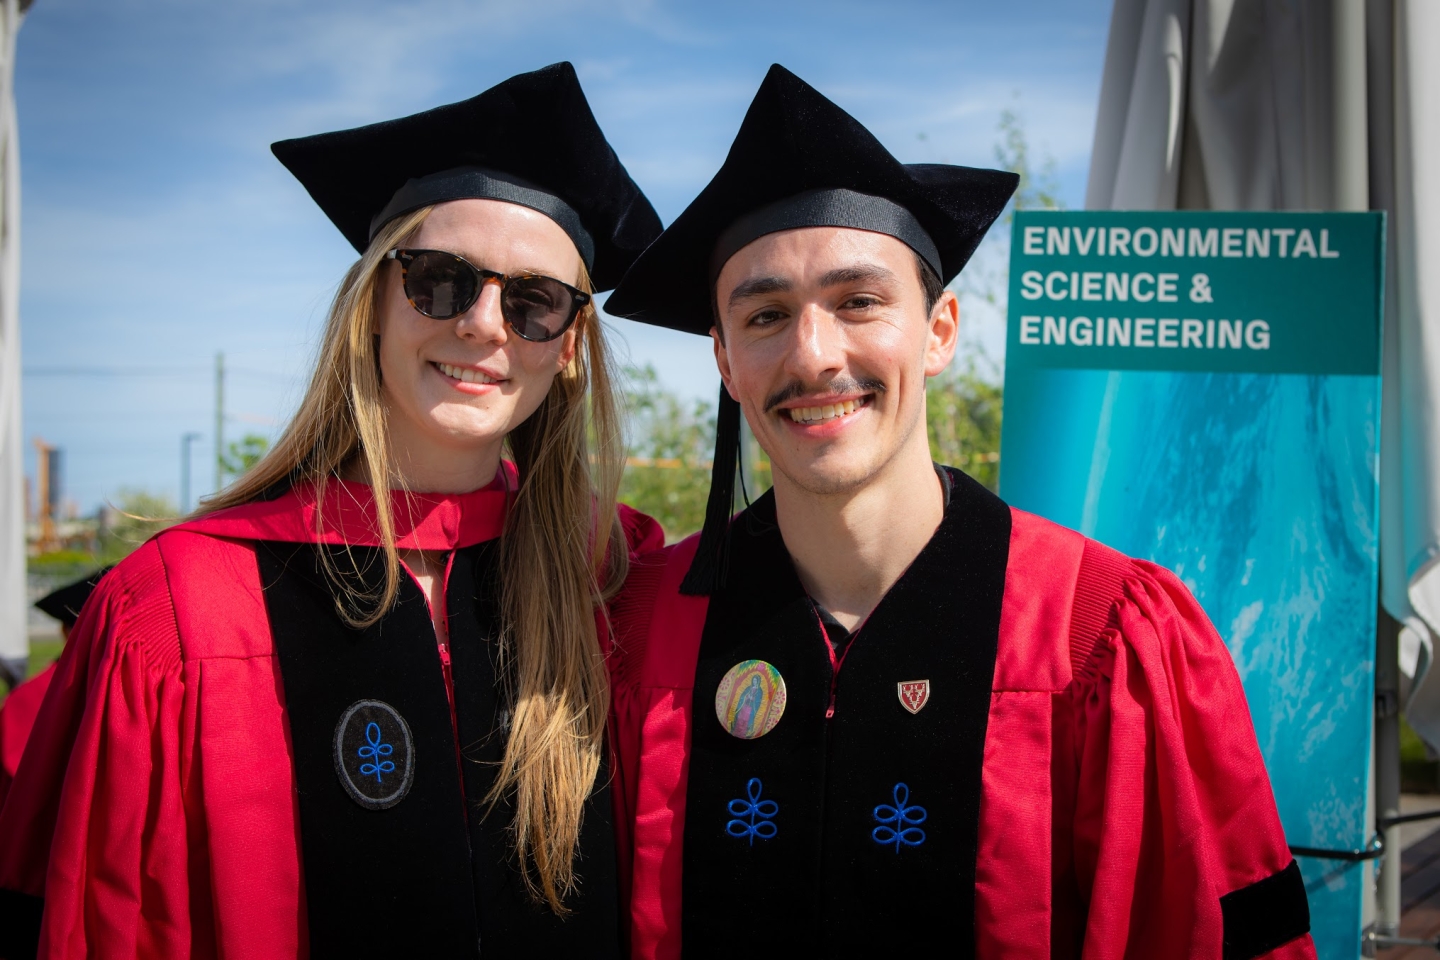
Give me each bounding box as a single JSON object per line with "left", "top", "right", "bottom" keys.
{"left": 0, "top": 888, "right": 42, "bottom": 960}
{"left": 1220, "top": 859, "right": 1311, "bottom": 960}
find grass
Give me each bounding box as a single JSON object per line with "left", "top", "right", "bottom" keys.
{"left": 0, "top": 636, "right": 65, "bottom": 707}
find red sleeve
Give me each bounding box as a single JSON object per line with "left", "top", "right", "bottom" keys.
{"left": 0, "top": 664, "right": 57, "bottom": 812}
{"left": 617, "top": 503, "right": 666, "bottom": 556}
{"left": 604, "top": 546, "right": 668, "bottom": 936}
{"left": 597, "top": 505, "right": 664, "bottom": 952}
{"left": 1068, "top": 558, "right": 1315, "bottom": 960}
{"left": 596, "top": 503, "right": 665, "bottom": 661}
{"left": 0, "top": 541, "right": 198, "bottom": 959}
{"left": 604, "top": 537, "right": 707, "bottom": 960}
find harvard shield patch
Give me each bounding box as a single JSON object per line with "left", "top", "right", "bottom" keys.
{"left": 897, "top": 680, "right": 930, "bottom": 715}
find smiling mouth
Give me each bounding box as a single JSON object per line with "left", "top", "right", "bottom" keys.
{"left": 435, "top": 362, "right": 500, "bottom": 385}
{"left": 785, "top": 395, "right": 871, "bottom": 423}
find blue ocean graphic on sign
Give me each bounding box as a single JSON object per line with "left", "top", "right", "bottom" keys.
{"left": 999, "top": 211, "right": 1384, "bottom": 958}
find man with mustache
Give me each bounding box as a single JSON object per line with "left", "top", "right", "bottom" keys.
{"left": 604, "top": 66, "right": 1314, "bottom": 960}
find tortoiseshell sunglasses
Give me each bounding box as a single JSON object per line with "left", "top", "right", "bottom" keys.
{"left": 386, "top": 248, "right": 590, "bottom": 342}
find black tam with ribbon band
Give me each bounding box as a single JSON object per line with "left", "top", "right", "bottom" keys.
{"left": 270, "top": 61, "right": 661, "bottom": 291}
{"left": 605, "top": 64, "right": 1019, "bottom": 594}
{"left": 33, "top": 566, "right": 112, "bottom": 629}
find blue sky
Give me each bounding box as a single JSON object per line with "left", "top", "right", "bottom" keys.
{"left": 17, "top": 0, "right": 1112, "bottom": 512}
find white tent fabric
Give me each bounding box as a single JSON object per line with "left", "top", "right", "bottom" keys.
{"left": 1087, "top": 0, "right": 1366, "bottom": 211}
{"left": 0, "top": 0, "right": 25, "bottom": 688}
{"left": 1379, "top": 2, "right": 1440, "bottom": 743}
{"left": 1085, "top": 0, "right": 1440, "bottom": 748}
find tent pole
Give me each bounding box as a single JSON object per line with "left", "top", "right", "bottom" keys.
{"left": 1376, "top": 607, "right": 1402, "bottom": 938}
{"left": 1333, "top": 0, "right": 1369, "bottom": 211}
{"left": 0, "top": 0, "right": 26, "bottom": 692}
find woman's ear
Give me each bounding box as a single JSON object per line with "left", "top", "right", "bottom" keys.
{"left": 555, "top": 327, "right": 579, "bottom": 371}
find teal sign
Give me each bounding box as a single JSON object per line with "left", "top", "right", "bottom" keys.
{"left": 1001, "top": 211, "right": 1384, "bottom": 957}
{"left": 1006, "top": 211, "right": 1382, "bottom": 375}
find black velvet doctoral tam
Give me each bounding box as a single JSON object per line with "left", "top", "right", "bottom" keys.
{"left": 604, "top": 63, "right": 1020, "bottom": 334}
{"left": 33, "top": 566, "right": 112, "bottom": 629}
{"left": 271, "top": 62, "right": 661, "bottom": 291}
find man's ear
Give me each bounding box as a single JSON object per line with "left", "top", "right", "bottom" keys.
{"left": 712, "top": 325, "right": 741, "bottom": 402}
{"left": 923, "top": 289, "right": 960, "bottom": 377}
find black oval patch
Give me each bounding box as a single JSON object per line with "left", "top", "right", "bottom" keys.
{"left": 333, "top": 699, "right": 415, "bottom": 810}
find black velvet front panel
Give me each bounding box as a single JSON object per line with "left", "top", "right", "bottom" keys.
{"left": 257, "top": 542, "right": 481, "bottom": 959}
{"left": 682, "top": 502, "right": 830, "bottom": 954}
{"left": 445, "top": 542, "right": 621, "bottom": 957}
{"left": 682, "top": 469, "right": 1010, "bottom": 957}
{"left": 260, "top": 541, "right": 623, "bottom": 958}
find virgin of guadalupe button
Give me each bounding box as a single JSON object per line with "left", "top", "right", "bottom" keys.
{"left": 715, "top": 659, "right": 787, "bottom": 739}
{"left": 333, "top": 699, "right": 416, "bottom": 810}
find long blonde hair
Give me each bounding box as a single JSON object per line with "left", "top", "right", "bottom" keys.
{"left": 205, "top": 205, "right": 628, "bottom": 912}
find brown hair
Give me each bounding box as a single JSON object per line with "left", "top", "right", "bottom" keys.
{"left": 202, "top": 205, "right": 627, "bottom": 912}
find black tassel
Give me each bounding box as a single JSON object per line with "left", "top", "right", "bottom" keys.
{"left": 680, "top": 387, "right": 743, "bottom": 595}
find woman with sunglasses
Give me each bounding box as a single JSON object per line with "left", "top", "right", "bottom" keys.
{"left": 0, "top": 63, "right": 662, "bottom": 959}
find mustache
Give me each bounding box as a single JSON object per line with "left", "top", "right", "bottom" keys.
{"left": 763, "top": 376, "right": 886, "bottom": 413}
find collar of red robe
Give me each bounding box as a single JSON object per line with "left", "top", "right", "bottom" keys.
{"left": 170, "top": 463, "right": 515, "bottom": 550}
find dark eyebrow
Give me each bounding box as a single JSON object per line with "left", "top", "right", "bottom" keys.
{"left": 817, "top": 264, "right": 898, "bottom": 288}
{"left": 727, "top": 275, "right": 791, "bottom": 308}
{"left": 725, "top": 263, "right": 899, "bottom": 310}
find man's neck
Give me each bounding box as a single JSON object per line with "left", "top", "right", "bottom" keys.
{"left": 772, "top": 443, "right": 946, "bottom": 632}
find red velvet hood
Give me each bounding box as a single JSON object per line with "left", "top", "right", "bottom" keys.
{"left": 171, "top": 465, "right": 516, "bottom": 550}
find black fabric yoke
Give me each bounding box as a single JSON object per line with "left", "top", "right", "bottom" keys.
{"left": 258, "top": 541, "right": 619, "bottom": 959}
{"left": 446, "top": 543, "right": 621, "bottom": 956}
{"left": 681, "top": 469, "right": 1011, "bottom": 958}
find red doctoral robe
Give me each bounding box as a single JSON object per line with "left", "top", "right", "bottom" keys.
{"left": 0, "top": 664, "right": 57, "bottom": 812}
{"left": 0, "top": 475, "right": 661, "bottom": 959}
{"left": 607, "top": 476, "right": 1316, "bottom": 959}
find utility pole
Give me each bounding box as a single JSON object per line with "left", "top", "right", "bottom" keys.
{"left": 214, "top": 352, "right": 224, "bottom": 493}
{"left": 180, "top": 431, "right": 201, "bottom": 513}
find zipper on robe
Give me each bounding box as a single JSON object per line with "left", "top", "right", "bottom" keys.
{"left": 813, "top": 603, "right": 866, "bottom": 719}
{"left": 811, "top": 465, "right": 948, "bottom": 719}
{"left": 403, "top": 550, "right": 466, "bottom": 799}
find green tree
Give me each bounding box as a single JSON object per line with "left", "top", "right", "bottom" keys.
{"left": 221, "top": 433, "right": 270, "bottom": 479}
{"left": 953, "top": 106, "right": 1065, "bottom": 313}
{"left": 926, "top": 353, "right": 1004, "bottom": 492}
{"left": 98, "top": 488, "right": 180, "bottom": 562}
{"left": 618, "top": 365, "right": 717, "bottom": 542}
{"left": 995, "top": 107, "right": 1065, "bottom": 217}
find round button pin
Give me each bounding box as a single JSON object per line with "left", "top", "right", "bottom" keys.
{"left": 715, "top": 659, "right": 787, "bottom": 739}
